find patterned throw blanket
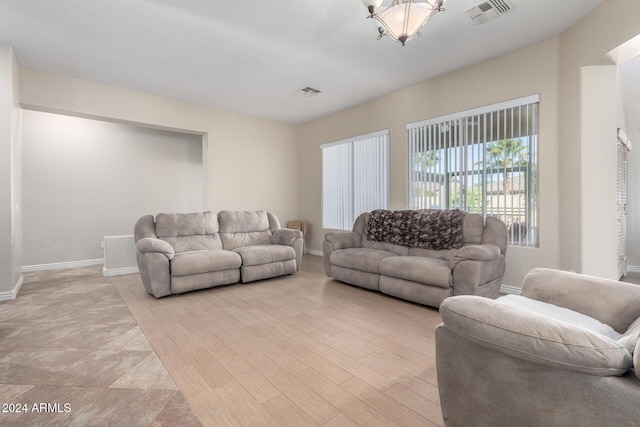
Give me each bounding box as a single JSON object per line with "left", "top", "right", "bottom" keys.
{"left": 365, "top": 209, "right": 466, "bottom": 250}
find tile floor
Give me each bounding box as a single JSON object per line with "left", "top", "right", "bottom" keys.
{"left": 0, "top": 266, "right": 202, "bottom": 426}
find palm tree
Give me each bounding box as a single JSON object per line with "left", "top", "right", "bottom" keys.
{"left": 483, "top": 138, "right": 527, "bottom": 195}
{"left": 413, "top": 150, "right": 440, "bottom": 173}
{"left": 413, "top": 150, "right": 442, "bottom": 197}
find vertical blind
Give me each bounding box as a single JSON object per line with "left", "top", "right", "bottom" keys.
{"left": 407, "top": 95, "right": 539, "bottom": 246}
{"left": 322, "top": 130, "right": 389, "bottom": 229}
{"left": 617, "top": 129, "right": 632, "bottom": 278}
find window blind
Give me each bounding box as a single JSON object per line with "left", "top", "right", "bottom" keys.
{"left": 322, "top": 130, "right": 389, "bottom": 230}
{"left": 407, "top": 95, "right": 539, "bottom": 246}
{"left": 617, "top": 129, "right": 631, "bottom": 278}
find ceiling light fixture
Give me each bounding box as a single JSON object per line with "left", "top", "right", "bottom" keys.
{"left": 362, "top": 0, "right": 447, "bottom": 46}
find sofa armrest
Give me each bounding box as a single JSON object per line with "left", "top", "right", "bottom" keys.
{"left": 522, "top": 268, "right": 640, "bottom": 333}
{"left": 136, "top": 237, "right": 175, "bottom": 260}
{"left": 450, "top": 245, "right": 505, "bottom": 298}
{"left": 272, "top": 228, "right": 303, "bottom": 246}
{"left": 448, "top": 243, "right": 500, "bottom": 269}
{"left": 323, "top": 231, "right": 362, "bottom": 277}
{"left": 272, "top": 228, "right": 304, "bottom": 271}
{"left": 324, "top": 231, "right": 362, "bottom": 250}
{"left": 440, "top": 295, "right": 632, "bottom": 376}
{"left": 135, "top": 238, "right": 173, "bottom": 298}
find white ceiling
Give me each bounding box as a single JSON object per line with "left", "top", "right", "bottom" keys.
{"left": 0, "top": 0, "right": 603, "bottom": 123}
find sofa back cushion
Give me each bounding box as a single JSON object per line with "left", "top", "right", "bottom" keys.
{"left": 155, "top": 211, "right": 222, "bottom": 253}
{"left": 441, "top": 295, "right": 633, "bottom": 376}
{"left": 462, "top": 214, "right": 484, "bottom": 245}
{"left": 219, "top": 210, "right": 273, "bottom": 250}
{"left": 353, "top": 211, "right": 486, "bottom": 255}
{"left": 522, "top": 268, "right": 640, "bottom": 334}
{"left": 481, "top": 216, "right": 508, "bottom": 254}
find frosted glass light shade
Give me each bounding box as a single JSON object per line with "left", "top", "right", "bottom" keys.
{"left": 375, "top": 2, "right": 432, "bottom": 45}
{"left": 362, "top": 0, "right": 384, "bottom": 8}
{"left": 363, "top": 0, "right": 385, "bottom": 16}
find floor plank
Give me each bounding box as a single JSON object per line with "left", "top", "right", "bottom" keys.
{"left": 110, "top": 254, "right": 445, "bottom": 426}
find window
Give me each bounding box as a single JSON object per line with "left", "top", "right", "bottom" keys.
{"left": 322, "top": 130, "right": 390, "bottom": 229}
{"left": 407, "top": 95, "right": 539, "bottom": 246}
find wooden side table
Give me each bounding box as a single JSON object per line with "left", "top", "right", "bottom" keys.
{"left": 287, "top": 220, "right": 309, "bottom": 253}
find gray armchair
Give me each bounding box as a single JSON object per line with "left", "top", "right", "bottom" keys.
{"left": 435, "top": 268, "right": 640, "bottom": 427}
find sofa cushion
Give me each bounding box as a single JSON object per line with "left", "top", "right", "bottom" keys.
{"left": 521, "top": 268, "right": 640, "bottom": 334}
{"left": 241, "top": 259, "right": 297, "bottom": 283}
{"left": 498, "top": 295, "right": 622, "bottom": 340}
{"left": 219, "top": 210, "right": 273, "bottom": 250}
{"left": 156, "top": 211, "right": 222, "bottom": 252}
{"left": 170, "top": 250, "right": 241, "bottom": 277}
{"left": 379, "top": 256, "right": 451, "bottom": 288}
{"left": 462, "top": 214, "right": 484, "bottom": 245}
{"left": 362, "top": 240, "right": 410, "bottom": 256}
{"left": 330, "top": 248, "right": 396, "bottom": 273}
{"left": 408, "top": 247, "right": 451, "bottom": 260}
{"left": 234, "top": 245, "right": 295, "bottom": 266}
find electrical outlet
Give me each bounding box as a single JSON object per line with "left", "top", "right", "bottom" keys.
{"left": 100, "top": 241, "right": 105, "bottom": 249}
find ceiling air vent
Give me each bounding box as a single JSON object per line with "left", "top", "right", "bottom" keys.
{"left": 299, "top": 86, "right": 322, "bottom": 97}
{"left": 465, "top": 0, "right": 514, "bottom": 25}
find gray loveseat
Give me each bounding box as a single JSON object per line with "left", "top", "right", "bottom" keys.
{"left": 436, "top": 268, "right": 640, "bottom": 427}
{"left": 134, "top": 210, "right": 303, "bottom": 298}
{"left": 323, "top": 209, "right": 507, "bottom": 308}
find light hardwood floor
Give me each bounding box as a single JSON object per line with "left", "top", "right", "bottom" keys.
{"left": 111, "top": 255, "right": 445, "bottom": 427}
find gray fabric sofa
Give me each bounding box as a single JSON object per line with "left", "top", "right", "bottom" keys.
{"left": 436, "top": 268, "right": 640, "bottom": 427}
{"left": 134, "top": 210, "right": 303, "bottom": 298}
{"left": 323, "top": 210, "right": 507, "bottom": 308}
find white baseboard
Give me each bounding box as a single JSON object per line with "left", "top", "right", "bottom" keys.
{"left": 499, "top": 284, "right": 522, "bottom": 295}
{"left": 22, "top": 258, "right": 104, "bottom": 273}
{"left": 13, "top": 275, "right": 24, "bottom": 299}
{"left": 305, "top": 249, "right": 323, "bottom": 256}
{"left": 103, "top": 266, "right": 139, "bottom": 277}
{"left": 0, "top": 275, "right": 24, "bottom": 301}
{"left": 627, "top": 265, "right": 640, "bottom": 274}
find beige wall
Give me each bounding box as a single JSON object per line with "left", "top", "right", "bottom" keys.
{"left": 21, "top": 110, "right": 204, "bottom": 266}
{"left": 559, "top": 0, "right": 640, "bottom": 277}
{"left": 628, "top": 90, "right": 640, "bottom": 268}
{"left": 18, "top": 68, "right": 300, "bottom": 226}
{"left": 626, "top": 90, "right": 640, "bottom": 269}
{"left": 580, "top": 65, "right": 619, "bottom": 279}
{"left": 299, "top": 38, "right": 561, "bottom": 286}
{"left": 0, "top": 44, "right": 22, "bottom": 299}
{"left": 300, "top": 0, "right": 640, "bottom": 287}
